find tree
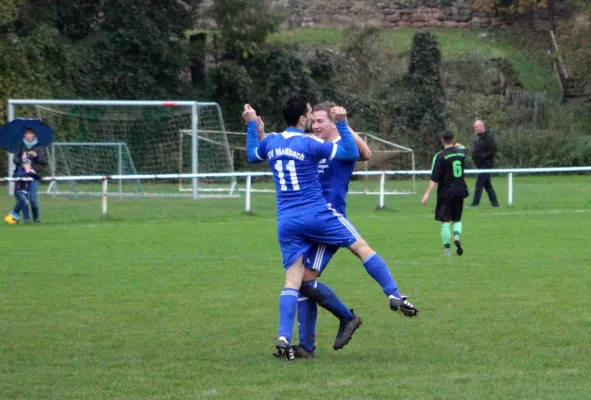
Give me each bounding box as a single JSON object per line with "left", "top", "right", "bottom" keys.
{"left": 69, "top": 0, "right": 199, "bottom": 99}
{"left": 401, "top": 31, "right": 447, "bottom": 163}
{"left": 209, "top": 0, "right": 281, "bottom": 61}
{"left": 245, "top": 44, "right": 316, "bottom": 131}
{"left": 208, "top": 61, "right": 253, "bottom": 130}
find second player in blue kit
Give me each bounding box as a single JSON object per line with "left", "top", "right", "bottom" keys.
{"left": 295, "top": 103, "right": 420, "bottom": 358}
{"left": 244, "top": 94, "right": 419, "bottom": 360}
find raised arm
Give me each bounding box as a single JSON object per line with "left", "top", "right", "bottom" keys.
{"left": 243, "top": 104, "right": 265, "bottom": 164}
{"left": 350, "top": 127, "right": 372, "bottom": 161}
{"left": 331, "top": 107, "right": 360, "bottom": 162}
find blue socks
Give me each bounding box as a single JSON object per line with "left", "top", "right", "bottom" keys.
{"left": 283, "top": 280, "right": 353, "bottom": 347}
{"left": 278, "top": 288, "right": 299, "bottom": 343}
{"left": 363, "top": 252, "right": 401, "bottom": 298}
{"left": 300, "top": 280, "right": 353, "bottom": 321}
{"left": 297, "top": 294, "right": 317, "bottom": 352}
{"left": 297, "top": 280, "right": 352, "bottom": 352}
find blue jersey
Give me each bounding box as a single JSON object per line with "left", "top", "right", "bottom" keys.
{"left": 253, "top": 128, "right": 339, "bottom": 218}
{"left": 317, "top": 137, "right": 355, "bottom": 217}
{"left": 245, "top": 120, "right": 361, "bottom": 269}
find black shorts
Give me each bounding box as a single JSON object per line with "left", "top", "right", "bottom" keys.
{"left": 435, "top": 192, "right": 465, "bottom": 222}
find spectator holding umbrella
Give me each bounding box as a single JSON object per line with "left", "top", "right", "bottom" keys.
{"left": 0, "top": 120, "right": 55, "bottom": 223}
{"left": 13, "top": 128, "right": 47, "bottom": 222}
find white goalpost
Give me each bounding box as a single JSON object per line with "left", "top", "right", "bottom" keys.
{"left": 6, "top": 99, "right": 235, "bottom": 199}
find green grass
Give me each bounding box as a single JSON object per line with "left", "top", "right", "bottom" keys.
{"left": 269, "top": 28, "right": 560, "bottom": 98}
{"left": 1, "top": 175, "right": 590, "bottom": 399}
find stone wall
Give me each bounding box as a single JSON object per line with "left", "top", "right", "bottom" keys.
{"left": 197, "top": 0, "right": 511, "bottom": 29}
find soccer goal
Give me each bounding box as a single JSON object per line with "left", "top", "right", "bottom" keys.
{"left": 6, "top": 99, "right": 235, "bottom": 198}
{"left": 354, "top": 133, "right": 416, "bottom": 195}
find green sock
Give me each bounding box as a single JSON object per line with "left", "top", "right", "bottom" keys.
{"left": 441, "top": 223, "right": 451, "bottom": 248}
{"left": 452, "top": 221, "right": 462, "bottom": 237}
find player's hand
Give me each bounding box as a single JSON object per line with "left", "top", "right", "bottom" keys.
{"left": 421, "top": 194, "right": 429, "bottom": 205}
{"left": 29, "top": 151, "right": 37, "bottom": 157}
{"left": 256, "top": 116, "right": 265, "bottom": 137}
{"left": 331, "top": 106, "right": 347, "bottom": 122}
{"left": 454, "top": 143, "right": 463, "bottom": 148}
{"left": 242, "top": 104, "right": 257, "bottom": 123}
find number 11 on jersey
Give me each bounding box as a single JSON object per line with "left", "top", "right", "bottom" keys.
{"left": 274, "top": 160, "right": 300, "bottom": 191}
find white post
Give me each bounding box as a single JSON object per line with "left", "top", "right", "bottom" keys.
{"left": 118, "top": 144, "right": 123, "bottom": 198}
{"left": 49, "top": 145, "right": 57, "bottom": 197}
{"left": 191, "top": 102, "right": 199, "bottom": 200}
{"left": 508, "top": 172, "right": 513, "bottom": 207}
{"left": 7, "top": 101, "right": 15, "bottom": 195}
{"left": 411, "top": 151, "right": 417, "bottom": 194}
{"left": 101, "top": 177, "right": 108, "bottom": 216}
{"left": 245, "top": 175, "right": 252, "bottom": 213}
{"left": 379, "top": 172, "right": 386, "bottom": 209}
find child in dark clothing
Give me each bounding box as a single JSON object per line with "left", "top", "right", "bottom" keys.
{"left": 4, "top": 158, "right": 40, "bottom": 224}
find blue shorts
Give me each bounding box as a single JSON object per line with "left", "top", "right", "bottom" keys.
{"left": 277, "top": 206, "right": 360, "bottom": 269}
{"left": 303, "top": 244, "right": 339, "bottom": 276}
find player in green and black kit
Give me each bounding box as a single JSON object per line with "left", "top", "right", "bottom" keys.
{"left": 422, "top": 131, "right": 469, "bottom": 256}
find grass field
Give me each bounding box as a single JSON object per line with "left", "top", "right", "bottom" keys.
{"left": 1, "top": 175, "right": 590, "bottom": 399}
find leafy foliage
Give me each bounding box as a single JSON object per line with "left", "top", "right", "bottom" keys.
{"left": 0, "top": 0, "right": 199, "bottom": 115}
{"left": 208, "top": 61, "right": 252, "bottom": 130}
{"left": 245, "top": 44, "right": 316, "bottom": 131}
{"left": 0, "top": 0, "right": 19, "bottom": 27}
{"left": 399, "top": 31, "right": 447, "bottom": 162}
{"left": 209, "top": 0, "right": 281, "bottom": 61}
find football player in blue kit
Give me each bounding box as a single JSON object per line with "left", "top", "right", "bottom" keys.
{"left": 244, "top": 94, "right": 418, "bottom": 360}
{"left": 293, "top": 102, "right": 419, "bottom": 359}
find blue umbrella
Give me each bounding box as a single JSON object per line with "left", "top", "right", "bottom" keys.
{"left": 0, "top": 119, "right": 56, "bottom": 153}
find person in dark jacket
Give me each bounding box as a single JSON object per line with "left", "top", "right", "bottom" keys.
{"left": 13, "top": 128, "right": 47, "bottom": 222}
{"left": 469, "top": 120, "right": 499, "bottom": 207}
{"left": 4, "top": 158, "right": 41, "bottom": 224}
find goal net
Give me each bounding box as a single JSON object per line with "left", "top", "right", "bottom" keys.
{"left": 47, "top": 142, "right": 143, "bottom": 196}
{"left": 7, "top": 100, "right": 234, "bottom": 198}
{"left": 354, "top": 133, "right": 416, "bottom": 195}
{"left": 216, "top": 130, "right": 416, "bottom": 197}
{"left": 178, "top": 130, "right": 238, "bottom": 194}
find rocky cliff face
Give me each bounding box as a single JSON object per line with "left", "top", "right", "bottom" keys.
{"left": 197, "top": 0, "right": 512, "bottom": 29}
